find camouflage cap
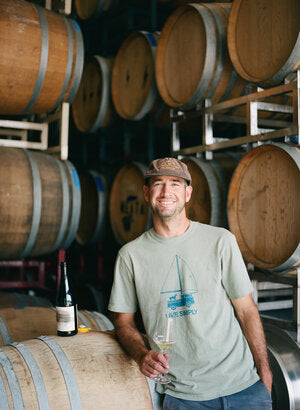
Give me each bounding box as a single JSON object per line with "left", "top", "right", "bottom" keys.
{"left": 145, "top": 157, "right": 191, "bottom": 185}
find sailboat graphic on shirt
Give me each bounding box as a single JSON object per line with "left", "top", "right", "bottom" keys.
{"left": 160, "top": 255, "right": 198, "bottom": 311}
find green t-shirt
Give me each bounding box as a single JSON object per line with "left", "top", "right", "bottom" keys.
{"left": 108, "top": 221, "right": 259, "bottom": 401}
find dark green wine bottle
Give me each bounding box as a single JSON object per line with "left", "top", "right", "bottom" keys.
{"left": 56, "top": 261, "right": 78, "bottom": 337}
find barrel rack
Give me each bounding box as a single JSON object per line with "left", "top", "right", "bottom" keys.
{"left": 170, "top": 69, "right": 300, "bottom": 345}
{"left": 0, "top": 0, "right": 72, "bottom": 161}
{"left": 0, "top": 102, "right": 70, "bottom": 161}
{"left": 0, "top": 260, "right": 45, "bottom": 289}
{"left": 45, "top": 0, "right": 71, "bottom": 14}
{"left": 250, "top": 267, "right": 300, "bottom": 344}
{"left": 170, "top": 69, "right": 299, "bottom": 159}
{"left": 0, "top": 0, "right": 72, "bottom": 293}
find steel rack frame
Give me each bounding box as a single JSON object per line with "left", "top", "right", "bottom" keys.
{"left": 0, "top": 260, "right": 45, "bottom": 289}
{"left": 250, "top": 268, "right": 300, "bottom": 344}
{"left": 0, "top": 102, "right": 70, "bottom": 160}
{"left": 171, "top": 69, "right": 299, "bottom": 159}
{"left": 45, "top": 0, "right": 72, "bottom": 14}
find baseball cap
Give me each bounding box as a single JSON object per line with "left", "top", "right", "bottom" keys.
{"left": 145, "top": 157, "right": 191, "bottom": 185}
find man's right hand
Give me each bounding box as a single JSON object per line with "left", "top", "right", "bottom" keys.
{"left": 138, "top": 350, "right": 170, "bottom": 378}
{"left": 112, "top": 312, "right": 170, "bottom": 379}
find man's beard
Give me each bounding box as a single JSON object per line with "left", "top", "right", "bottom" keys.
{"left": 152, "top": 202, "right": 185, "bottom": 219}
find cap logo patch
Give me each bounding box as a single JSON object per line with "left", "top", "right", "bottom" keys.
{"left": 157, "top": 158, "right": 181, "bottom": 171}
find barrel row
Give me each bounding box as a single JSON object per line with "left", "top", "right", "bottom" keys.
{"left": 0, "top": 0, "right": 84, "bottom": 115}
{"left": 0, "top": 306, "right": 113, "bottom": 346}
{"left": 108, "top": 143, "right": 300, "bottom": 273}
{"left": 73, "top": 0, "right": 299, "bottom": 88}
{"left": 0, "top": 1, "right": 297, "bottom": 121}
{"left": 0, "top": 143, "right": 298, "bottom": 272}
{"left": 70, "top": 1, "right": 298, "bottom": 133}
{"left": 0, "top": 147, "right": 106, "bottom": 259}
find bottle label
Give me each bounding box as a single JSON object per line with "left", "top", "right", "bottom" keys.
{"left": 56, "top": 306, "right": 76, "bottom": 332}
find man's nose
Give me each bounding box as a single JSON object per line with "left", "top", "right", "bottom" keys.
{"left": 161, "top": 183, "right": 171, "bottom": 195}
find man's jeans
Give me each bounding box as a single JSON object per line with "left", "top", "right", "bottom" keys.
{"left": 163, "top": 380, "right": 272, "bottom": 409}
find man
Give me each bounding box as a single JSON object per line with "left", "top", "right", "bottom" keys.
{"left": 108, "top": 157, "right": 272, "bottom": 409}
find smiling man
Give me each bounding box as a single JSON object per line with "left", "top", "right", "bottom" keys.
{"left": 108, "top": 157, "right": 272, "bottom": 410}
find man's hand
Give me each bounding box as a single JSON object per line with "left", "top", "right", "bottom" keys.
{"left": 259, "top": 367, "right": 273, "bottom": 394}
{"left": 112, "top": 312, "right": 170, "bottom": 379}
{"left": 138, "top": 350, "right": 169, "bottom": 378}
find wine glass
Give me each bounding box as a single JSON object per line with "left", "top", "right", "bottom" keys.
{"left": 151, "top": 314, "right": 176, "bottom": 384}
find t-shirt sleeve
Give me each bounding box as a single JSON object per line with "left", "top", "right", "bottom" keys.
{"left": 108, "top": 251, "right": 138, "bottom": 313}
{"left": 221, "top": 232, "right": 253, "bottom": 299}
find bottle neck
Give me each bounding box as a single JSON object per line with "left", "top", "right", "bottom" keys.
{"left": 62, "top": 271, "right": 70, "bottom": 293}
{"left": 56, "top": 262, "right": 74, "bottom": 306}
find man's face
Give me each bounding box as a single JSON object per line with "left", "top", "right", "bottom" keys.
{"left": 143, "top": 175, "right": 192, "bottom": 219}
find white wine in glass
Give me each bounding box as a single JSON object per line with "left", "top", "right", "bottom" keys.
{"left": 152, "top": 316, "right": 176, "bottom": 384}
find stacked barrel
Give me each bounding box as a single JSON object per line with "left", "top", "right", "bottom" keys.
{"left": 105, "top": 0, "right": 299, "bottom": 275}
{"left": 0, "top": 0, "right": 298, "bottom": 267}
{"left": 0, "top": 1, "right": 299, "bottom": 407}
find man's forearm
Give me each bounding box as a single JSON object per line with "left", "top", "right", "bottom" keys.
{"left": 232, "top": 295, "right": 273, "bottom": 392}
{"left": 239, "top": 308, "right": 271, "bottom": 374}
{"left": 112, "top": 313, "right": 169, "bottom": 378}
{"left": 114, "top": 318, "right": 149, "bottom": 364}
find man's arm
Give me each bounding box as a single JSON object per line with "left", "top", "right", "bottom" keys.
{"left": 111, "top": 312, "right": 169, "bottom": 378}
{"left": 231, "top": 293, "right": 273, "bottom": 393}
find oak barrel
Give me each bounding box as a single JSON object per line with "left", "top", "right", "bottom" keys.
{"left": 227, "top": 143, "right": 300, "bottom": 271}
{"left": 111, "top": 31, "right": 160, "bottom": 120}
{"left": 76, "top": 170, "right": 107, "bottom": 246}
{"left": 0, "top": 307, "right": 113, "bottom": 346}
{"left": 109, "top": 162, "right": 152, "bottom": 245}
{"left": 0, "top": 332, "right": 159, "bottom": 409}
{"left": 227, "top": 0, "right": 300, "bottom": 86}
{"left": 0, "top": 0, "right": 84, "bottom": 115}
{"left": 74, "top": 0, "right": 119, "bottom": 20}
{"left": 155, "top": 3, "right": 247, "bottom": 110}
{"left": 0, "top": 147, "right": 81, "bottom": 259}
{"left": 0, "top": 292, "right": 52, "bottom": 309}
{"left": 72, "top": 56, "right": 114, "bottom": 133}
{"left": 182, "top": 153, "right": 241, "bottom": 227}
{"left": 264, "top": 323, "right": 300, "bottom": 410}
{"left": 158, "top": 0, "right": 233, "bottom": 5}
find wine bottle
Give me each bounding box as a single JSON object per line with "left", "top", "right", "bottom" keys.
{"left": 56, "top": 261, "right": 78, "bottom": 337}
